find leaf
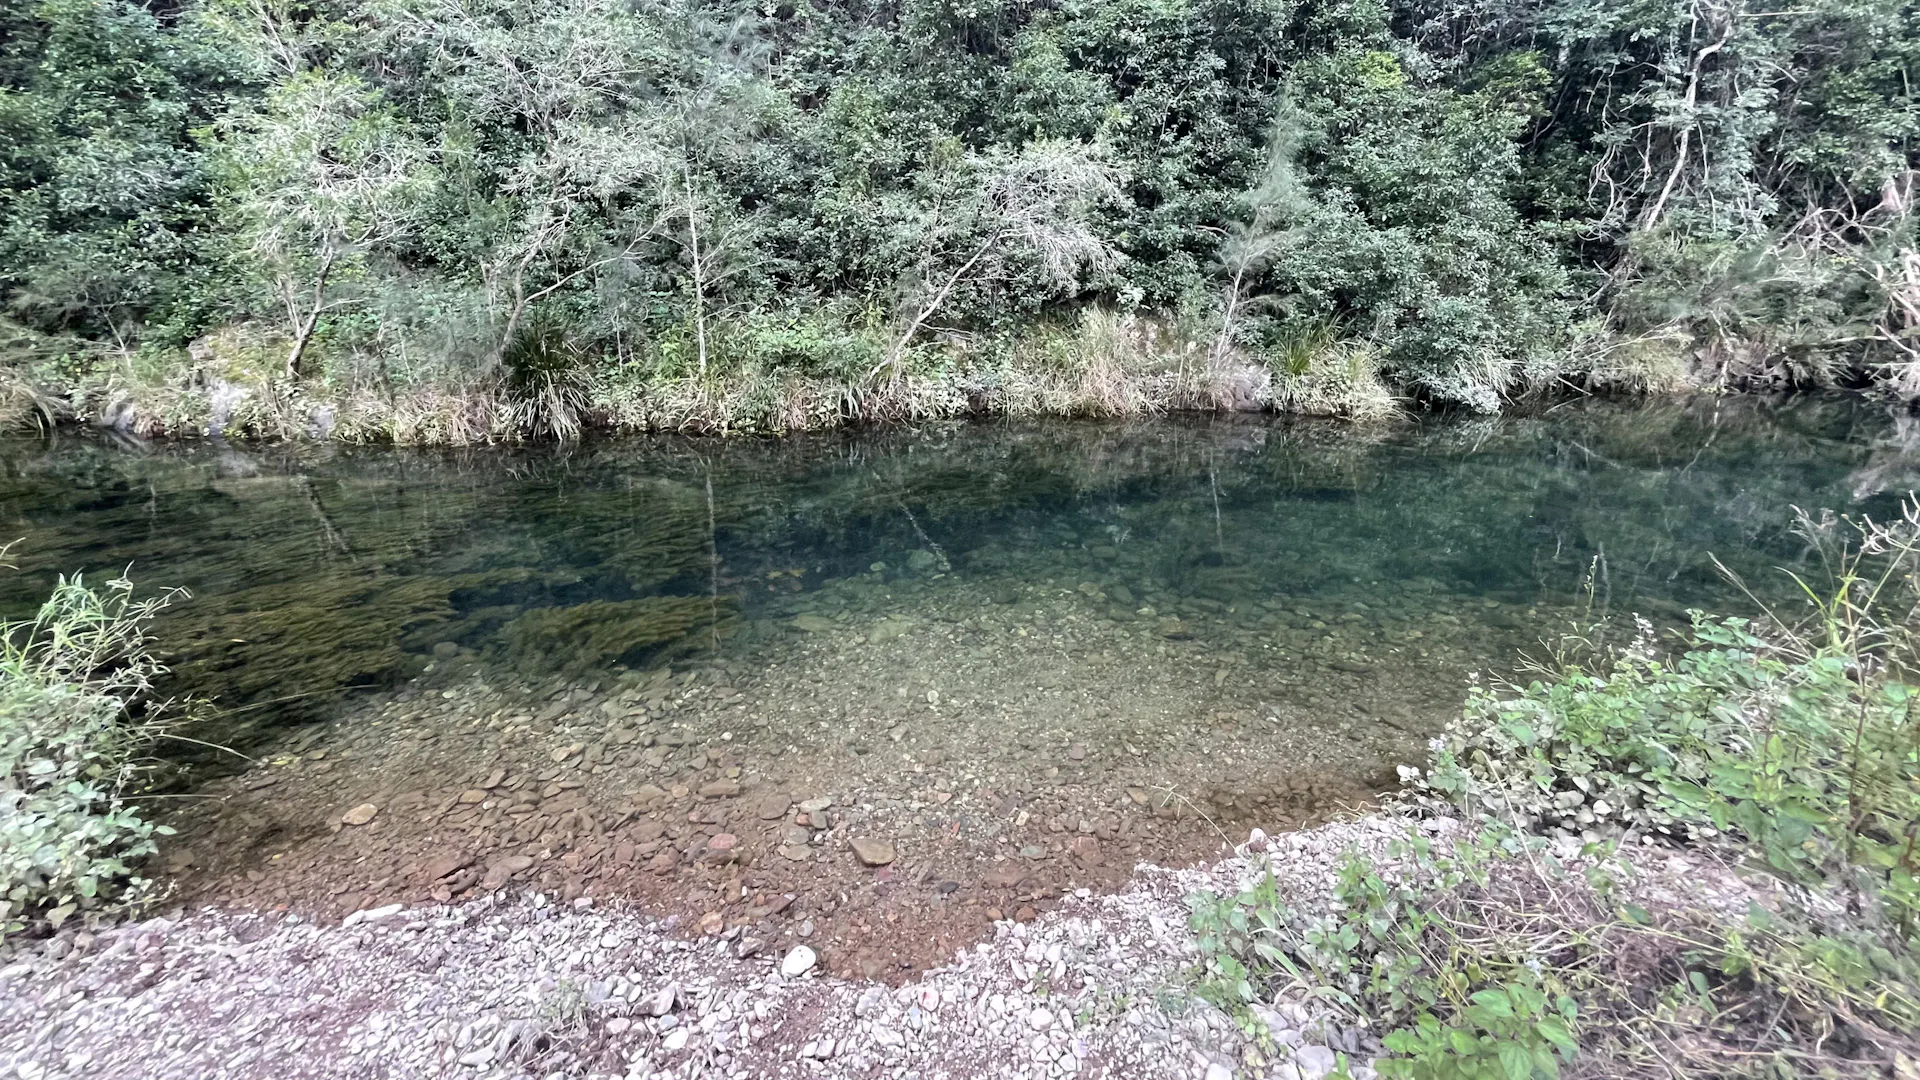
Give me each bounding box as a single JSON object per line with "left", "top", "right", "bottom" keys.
{"left": 1535, "top": 1016, "right": 1576, "bottom": 1052}
{"left": 1471, "top": 988, "right": 1515, "bottom": 1017}
{"left": 1449, "top": 1027, "right": 1479, "bottom": 1056}
{"left": 1499, "top": 1042, "right": 1534, "bottom": 1080}
{"left": 1745, "top": 901, "right": 1772, "bottom": 930}
{"left": 46, "top": 903, "right": 75, "bottom": 928}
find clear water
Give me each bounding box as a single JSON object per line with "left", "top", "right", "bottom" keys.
{"left": 1, "top": 396, "right": 1906, "bottom": 727}
{"left": 3, "top": 396, "right": 1916, "bottom": 970}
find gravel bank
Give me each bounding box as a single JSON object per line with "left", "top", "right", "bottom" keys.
{"left": 0, "top": 819, "right": 1421, "bottom": 1080}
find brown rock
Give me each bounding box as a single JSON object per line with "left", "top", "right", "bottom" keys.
{"left": 984, "top": 864, "right": 1027, "bottom": 888}
{"left": 850, "top": 838, "right": 896, "bottom": 867}
{"left": 708, "top": 833, "right": 738, "bottom": 853}
{"left": 480, "top": 854, "right": 535, "bottom": 889}
{"left": 755, "top": 795, "right": 792, "bottom": 820}
{"left": 340, "top": 803, "right": 378, "bottom": 826}
{"left": 421, "top": 851, "right": 472, "bottom": 882}
{"left": 458, "top": 789, "right": 488, "bottom": 804}
{"left": 698, "top": 779, "right": 742, "bottom": 798}
{"left": 1070, "top": 836, "right": 1103, "bottom": 867}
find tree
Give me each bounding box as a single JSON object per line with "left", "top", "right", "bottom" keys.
{"left": 419, "top": 0, "right": 678, "bottom": 358}
{"left": 877, "top": 140, "right": 1123, "bottom": 379}
{"left": 0, "top": 0, "right": 237, "bottom": 344}
{"left": 219, "top": 69, "right": 433, "bottom": 379}
{"left": 1212, "top": 107, "right": 1314, "bottom": 369}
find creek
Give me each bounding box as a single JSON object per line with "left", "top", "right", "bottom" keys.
{"left": 2, "top": 395, "right": 1910, "bottom": 975}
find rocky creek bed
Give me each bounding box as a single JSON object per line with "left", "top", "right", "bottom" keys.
{"left": 146, "top": 560, "right": 1621, "bottom": 979}
{"left": 0, "top": 813, "right": 1762, "bottom": 1080}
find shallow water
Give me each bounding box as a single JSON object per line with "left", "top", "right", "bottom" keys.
{"left": 4, "top": 396, "right": 1916, "bottom": 973}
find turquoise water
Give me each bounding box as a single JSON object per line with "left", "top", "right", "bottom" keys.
{"left": 0, "top": 396, "right": 1907, "bottom": 738}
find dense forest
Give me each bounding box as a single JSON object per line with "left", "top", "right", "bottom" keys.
{"left": 2, "top": 0, "right": 1916, "bottom": 438}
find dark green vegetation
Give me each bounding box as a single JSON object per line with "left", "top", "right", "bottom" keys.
{"left": 2, "top": 0, "right": 1916, "bottom": 439}
{"left": 1191, "top": 502, "right": 1920, "bottom": 1077}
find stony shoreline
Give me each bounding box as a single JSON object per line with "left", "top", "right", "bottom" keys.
{"left": 0, "top": 817, "right": 1425, "bottom": 1080}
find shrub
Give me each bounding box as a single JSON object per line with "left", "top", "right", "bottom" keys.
{"left": 1425, "top": 500, "right": 1920, "bottom": 932}
{"left": 1193, "top": 499, "right": 1920, "bottom": 1077}
{"left": 0, "top": 566, "right": 186, "bottom": 935}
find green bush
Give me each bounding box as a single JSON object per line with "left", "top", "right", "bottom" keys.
{"left": 1193, "top": 500, "right": 1920, "bottom": 1076}
{"left": 0, "top": 567, "right": 185, "bottom": 934}
{"left": 1190, "top": 837, "right": 1583, "bottom": 1080}
{"left": 1426, "top": 500, "right": 1920, "bottom": 937}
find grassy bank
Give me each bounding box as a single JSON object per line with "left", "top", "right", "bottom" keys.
{"left": 1188, "top": 504, "right": 1920, "bottom": 1077}
{"left": 3, "top": 309, "right": 1414, "bottom": 443}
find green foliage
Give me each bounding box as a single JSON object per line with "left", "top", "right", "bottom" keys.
{"left": 1379, "top": 984, "right": 1577, "bottom": 1080}
{"left": 3, "top": 0, "right": 1916, "bottom": 429}
{"left": 0, "top": 0, "right": 243, "bottom": 341}
{"left": 1194, "top": 502, "right": 1920, "bottom": 1075}
{"left": 1426, "top": 500, "right": 1920, "bottom": 934}
{"left": 0, "top": 565, "right": 185, "bottom": 935}
{"left": 501, "top": 316, "right": 590, "bottom": 440}
{"left": 1190, "top": 838, "right": 1582, "bottom": 1080}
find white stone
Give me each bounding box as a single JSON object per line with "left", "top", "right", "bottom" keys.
{"left": 780, "top": 945, "right": 817, "bottom": 978}
{"left": 343, "top": 904, "right": 405, "bottom": 927}
{"left": 643, "top": 984, "right": 677, "bottom": 1017}
{"left": 1028, "top": 1008, "right": 1054, "bottom": 1030}
{"left": 1294, "top": 1046, "right": 1338, "bottom": 1080}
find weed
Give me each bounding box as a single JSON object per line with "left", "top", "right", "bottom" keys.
{"left": 1194, "top": 499, "right": 1920, "bottom": 1076}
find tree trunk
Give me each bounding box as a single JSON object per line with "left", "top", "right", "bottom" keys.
{"left": 285, "top": 249, "right": 336, "bottom": 382}
{"left": 874, "top": 237, "right": 997, "bottom": 382}
{"left": 685, "top": 165, "right": 709, "bottom": 379}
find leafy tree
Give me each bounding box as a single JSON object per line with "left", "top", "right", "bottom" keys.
{"left": 0, "top": 0, "right": 240, "bottom": 343}
{"left": 5, "top": 0, "right": 1916, "bottom": 423}
{"left": 879, "top": 140, "right": 1124, "bottom": 377}
{"left": 217, "top": 66, "right": 434, "bottom": 380}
